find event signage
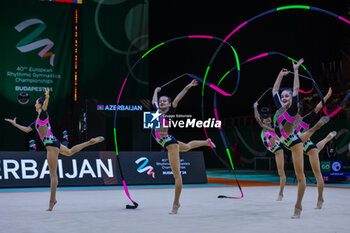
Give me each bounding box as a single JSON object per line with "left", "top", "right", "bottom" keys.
{"left": 0, "top": 151, "right": 207, "bottom": 188}
{"left": 321, "top": 160, "right": 350, "bottom": 182}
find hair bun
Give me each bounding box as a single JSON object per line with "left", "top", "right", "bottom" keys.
{"left": 260, "top": 107, "right": 270, "bottom": 119}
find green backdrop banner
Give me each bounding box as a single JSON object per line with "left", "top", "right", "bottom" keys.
{"left": 0, "top": 0, "right": 73, "bottom": 150}
{"left": 81, "top": 0, "right": 149, "bottom": 100}
{"left": 0, "top": 0, "right": 72, "bottom": 106}
{"left": 0, "top": 0, "right": 149, "bottom": 151}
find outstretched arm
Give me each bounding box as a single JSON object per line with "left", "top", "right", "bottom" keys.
{"left": 272, "top": 68, "right": 289, "bottom": 95}
{"left": 4, "top": 117, "right": 32, "bottom": 133}
{"left": 253, "top": 102, "right": 275, "bottom": 133}
{"left": 172, "top": 79, "right": 198, "bottom": 108}
{"left": 315, "top": 87, "right": 332, "bottom": 113}
{"left": 292, "top": 58, "right": 304, "bottom": 96}
{"left": 42, "top": 88, "right": 50, "bottom": 111}
{"left": 152, "top": 87, "right": 162, "bottom": 106}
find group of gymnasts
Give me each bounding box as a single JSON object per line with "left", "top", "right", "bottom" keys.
{"left": 4, "top": 59, "right": 337, "bottom": 218}
{"left": 151, "top": 58, "right": 336, "bottom": 217}
{"left": 4, "top": 84, "right": 213, "bottom": 214}
{"left": 254, "top": 58, "right": 336, "bottom": 218}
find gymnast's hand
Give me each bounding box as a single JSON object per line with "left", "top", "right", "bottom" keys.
{"left": 254, "top": 102, "right": 258, "bottom": 108}
{"left": 280, "top": 68, "right": 289, "bottom": 77}
{"left": 4, "top": 117, "right": 16, "bottom": 125}
{"left": 155, "top": 87, "right": 162, "bottom": 93}
{"left": 187, "top": 79, "right": 198, "bottom": 88}
{"left": 292, "top": 58, "right": 304, "bottom": 70}
{"left": 45, "top": 88, "right": 50, "bottom": 98}
{"left": 325, "top": 87, "right": 332, "bottom": 100}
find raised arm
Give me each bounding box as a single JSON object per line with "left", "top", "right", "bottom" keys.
{"left": 292, "top": 58, "right": 304, "bottom": 96}
{"left": 172, "top": 79, "right": 198, "bottom": 108}
{"left": 253, "top": 102, "right": 275, "bottom": 133}
{"left": 4, "top": 117, "right": 32, "bottom": 133}
{"left": 152, "top": 87, "right": 162, "bottom": 106}
{"left": 272, "top": 68, "right": 289, "bottom": 95}
{"left": 315, "top": 87, "right": 332, "bottom": 113}
{"left": 253, "top": 102, "right": 262, "bottom": 123}
{"left": 42, "top": 88, "right": 50, "bottom": 111}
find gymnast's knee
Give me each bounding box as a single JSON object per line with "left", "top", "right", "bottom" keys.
{"left": 180, "top": 144, "right": 190, "bottom": 152}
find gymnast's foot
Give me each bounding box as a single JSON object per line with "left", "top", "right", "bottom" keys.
{"left": 276, "top": 193, "right": 283, "bottom": 201}
{"left": 319, "top": 116, "right": 330, "bottom": 126}
{"left": 315, "top": 198, "right": 324, "bottom": 209}
{"left": 169, "top": 203, "right": 181, "bottom": 215}
{"left": 46, "top": 200, "right": 57, "bottom": 211}
{"left": 312, "top": 116, "right": 330, "bottom": 131}
{"left": 291, "top": 206, "right": 302, "bottom": 219}
{"left": 208, "top": 138, "right": 216, "bottom": 148}
{"left": 327, "top": 131, "right": 337, "bottom": 141}
{"left": 90, "top": 136, "right": 105, "bottom": 145}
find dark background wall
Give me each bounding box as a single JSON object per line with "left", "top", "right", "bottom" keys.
{"left": 2, "top": 0, "right": 350, "bottom": 168}
{"left": 149, "top": 0, "right": 349, "bottom": 117}
{"left": 147, "top": 0, "right": 350, "bottom": 167}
